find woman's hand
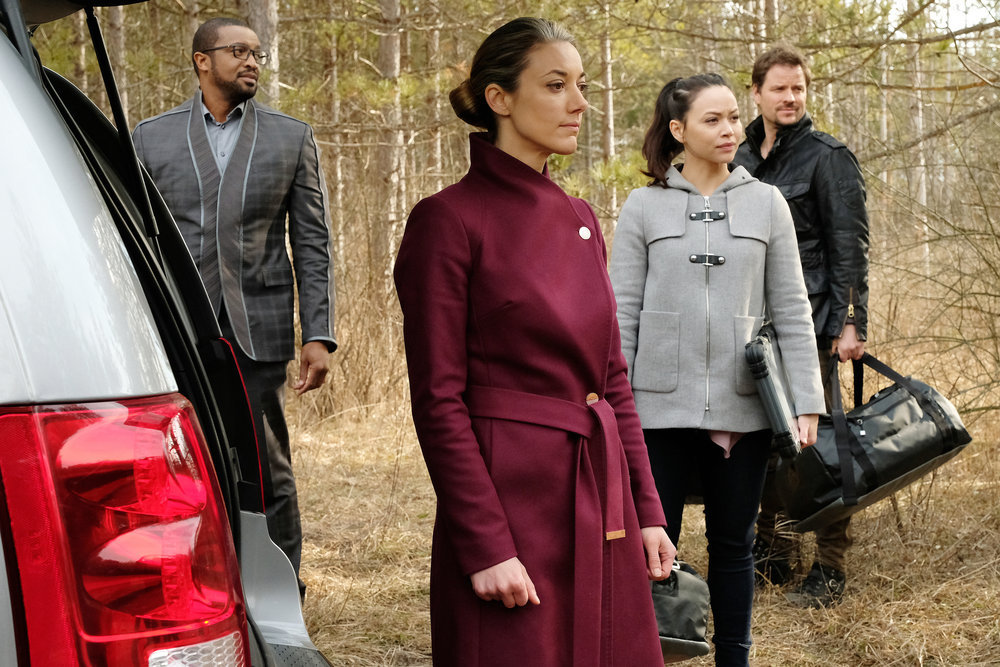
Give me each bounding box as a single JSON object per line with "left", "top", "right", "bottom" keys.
{"left": 470, "top": 557, "right": 540, "bottom": 608}
{"left": 797, "top": 413, "right": 819, "bottom": 447}
{"left": 641, "top": 526, "right": 676, "bottom": 580}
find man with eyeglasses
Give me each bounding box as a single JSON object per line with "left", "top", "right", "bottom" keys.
{"left": 133, "top": 17, "right": 336, "bottom": 598}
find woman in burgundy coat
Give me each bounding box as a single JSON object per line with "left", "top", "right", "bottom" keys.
{"left": 393, "top": 17, "right": 675, "bottom": 667}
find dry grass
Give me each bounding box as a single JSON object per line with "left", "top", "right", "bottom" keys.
{"left": 289, "top": 394, "right": 1000, "bottom": 666}
{"left": 292, "top": 401, "right": 434, "bottom": 665}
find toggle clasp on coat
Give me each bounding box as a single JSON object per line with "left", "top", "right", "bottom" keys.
{"left": 690, "top": 210, "right": 726, "bottom": 222}
{"left": 689, "top": 253, "right": 726, "bottom": 266}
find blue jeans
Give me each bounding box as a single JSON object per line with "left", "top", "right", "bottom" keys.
{"left": 645, "top": 428, "right": 771, "bottom": 667}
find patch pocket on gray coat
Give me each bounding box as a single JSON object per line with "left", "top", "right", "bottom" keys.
{"left": 261, "top": 267, "right": 294, "bottom": 287}
{"left": 735, "top": 315, "right": 763, "bottom": 395}
{"left": 729, "top": 217, "right": 769, "bottom": 244}
{"left": 631, "top": 310, "right": 680, "bottom": 393}
{"left": 645, "top": 218, "right": 686, "bottom": 244}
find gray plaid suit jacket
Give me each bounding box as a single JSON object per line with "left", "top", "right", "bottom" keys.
{"left": 133, "top": 92, "right": 336, "bottom": 362}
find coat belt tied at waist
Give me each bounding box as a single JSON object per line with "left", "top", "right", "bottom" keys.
{"left": 466, "top": 384, "right": 633, "bottom": 667}
{"left": 464, "top": 385, "right": 627, "bottom": 541}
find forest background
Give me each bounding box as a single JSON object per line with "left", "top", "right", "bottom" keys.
{"left": 33, "top": 0, "right": 1000, "bottom": 664}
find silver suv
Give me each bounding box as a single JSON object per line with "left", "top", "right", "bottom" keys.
{"left": 0, "top": 1, "right": 329, "bottom": 664}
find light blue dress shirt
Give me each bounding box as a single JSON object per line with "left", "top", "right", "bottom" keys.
{"left": 201, "top": 101, "right": 246, "bottom": 173}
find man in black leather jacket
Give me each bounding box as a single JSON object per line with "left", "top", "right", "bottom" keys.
{"left": 734, "top": 44, "right": 870, "bottom": 608}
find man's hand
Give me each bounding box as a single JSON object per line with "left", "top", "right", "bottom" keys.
{"left": 292, "top": 341, "right": 330, "bottom": 395}
{"left": 641, "top": 526, "right": 676, "bottom": 580}
{"left": 832, "top": 324, "right": 865, "bottom": 362}
{"left": 470, "top": 557, "right": 540, "bottom": 608}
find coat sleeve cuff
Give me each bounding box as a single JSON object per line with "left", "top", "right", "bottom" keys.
{"left": 303, "top": 336, "right": 338, "bottom": 353}
{"left": 459, "top": 542, "right": 519, "bottom": 577}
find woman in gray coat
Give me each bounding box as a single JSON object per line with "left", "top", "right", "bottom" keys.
{"left": 609, "top": 74, "right": 825, "bottom": 666}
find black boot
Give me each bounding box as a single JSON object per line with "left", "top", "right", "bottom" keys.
{"left": 752, "top": 537, "right": 792, "bottom": 587}
{"left": 785, "top": 561, "right": 846, "bottom": 608}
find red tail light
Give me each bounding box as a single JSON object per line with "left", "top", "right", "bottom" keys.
{"left": 0, "top": 394, "right": 248, "bottom": 665}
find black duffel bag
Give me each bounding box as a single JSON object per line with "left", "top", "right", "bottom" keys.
{"left": 775, "top": 353, "right": 971, "bottom": 533}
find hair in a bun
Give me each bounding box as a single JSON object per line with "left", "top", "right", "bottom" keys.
{"left": 449, "top": 78, "right": 487, "bottom": 128}
{"left": 451, "top": 17, "right": 574, "bottom": 139}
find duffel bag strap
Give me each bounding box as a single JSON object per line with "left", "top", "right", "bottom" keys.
{"left": 828, "top": 357, "right": 880, "bottom": 506}
{"left": 828, "top": 357, "right": 861, "bottom": 506}
{"left": 852, "top": 358, "right": 864, "bottom": 408}
{"left": 845, "top": 424, "right": 880, "bottom": 499}
{"left": 859, "top": 353, "right": 957, "bottom": 446}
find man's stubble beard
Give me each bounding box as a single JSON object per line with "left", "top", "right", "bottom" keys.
{"left": 212, "top": 64, "right": 258, "bottom": 106}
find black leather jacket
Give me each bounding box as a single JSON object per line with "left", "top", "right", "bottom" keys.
{"left": 735, "top": 113, "right": 869, "bottom": 341}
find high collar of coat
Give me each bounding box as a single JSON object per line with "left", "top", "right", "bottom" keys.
{"left": 466, "top": 132, "right": 571, "bottom": 197}
{"left": 664, "top": 164, "right": 754, "bottom": 196}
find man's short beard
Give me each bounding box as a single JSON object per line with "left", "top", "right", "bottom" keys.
{"left": 211, "top": 65, "right": 257, "bottom": 105}
{"left": 775, "top": 110, "right": 803, "bottom": 128}
{"left": 229, "top": 83, "right": 257, "bottom": 104}
{"left": 220, "top": 78, "right": 257, "bottom": 105}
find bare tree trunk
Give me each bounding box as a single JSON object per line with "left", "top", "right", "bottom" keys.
{"left": 600, "top": 6, "right": 614, "bottom": 162}
{"left": 880, "top": 49, "right": 889, "bottom": 190}
{"left": 600, "top": 3, "right": 617, "bottom": 217}
{"left": 753, "top": 0, "right": 766, "bottom": 55}
{"left": 907, "top": 0, "right": 929, "bottom": 273}
{"left": 429, "top": 26, "right": 444, "bottom": 194}
{"left": 328, "top": 31, "right": 345, "bottom": 263}
{"left": 184, "top": 0, "right": 199, "bottom": 44}
{"left": 374, "top": 0, "right": 402, "bottom": 273}
{"left": 72, "top": 12, "right": 88, "bottom": 95}
{"left": 240, "top": 0, "right": 280, "bottom": 103}
{"left": 147, "top": 3, "right": 164, "bottom": 114}
{"left": 701, "top": 11, "right": 718, "bottom": 71}
{"left": 763, "top": 0, "right": 779, "bottom": 41}
{"left": 398, "top": 120, "right": 408, "bottom": 239}
{"left": 826, "top": 81, "right": 834, "bottom": 133}
{"left": 396, "top": 8, "right": 409, "bottom": 224}
{"left": 107, "top": 6, "right": 128, "bottom": 123}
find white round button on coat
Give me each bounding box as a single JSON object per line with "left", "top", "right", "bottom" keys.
{"left": 578, "top": 226, "right": 592, "bottom": 240}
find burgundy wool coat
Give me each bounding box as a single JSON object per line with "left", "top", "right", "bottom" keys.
{"left": 394, "top": 134, "right": 667, "bottom": 667}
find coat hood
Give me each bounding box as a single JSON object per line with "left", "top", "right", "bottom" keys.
{"left": 663, "top": 164, "right": 756, "bottom": 196}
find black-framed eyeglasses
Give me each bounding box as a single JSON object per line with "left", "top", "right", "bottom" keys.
{"left": 200, "top": 43, "right": 269, "bottom": 66}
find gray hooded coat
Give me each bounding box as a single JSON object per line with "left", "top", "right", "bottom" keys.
{"left": 610, "top": 165, "right": 825, "bottom": 433}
